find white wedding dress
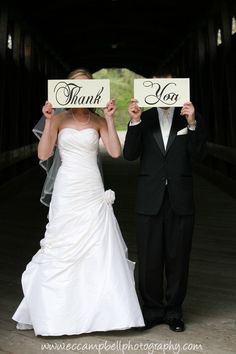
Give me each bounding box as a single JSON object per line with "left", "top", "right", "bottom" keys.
{"left": 12, "top": 127, "right": 144, "bottom": 336}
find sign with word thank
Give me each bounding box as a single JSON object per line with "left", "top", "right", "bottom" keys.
{"left": 134, "top": 78, "right": 190, "bottom": 107}
{"left": 48, "top": 79, "right": 110, "bottom": 108}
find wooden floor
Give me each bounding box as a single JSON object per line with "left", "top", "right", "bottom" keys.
{"left": 0, "top": 139, "right": 236, "bottom": 354}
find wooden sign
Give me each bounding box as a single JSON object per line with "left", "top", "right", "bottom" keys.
{"left": 134, "top": 78, "right": 190, "bottom": 107}
{"left": 48, "top": 79, "right": 110, "bottom": 108}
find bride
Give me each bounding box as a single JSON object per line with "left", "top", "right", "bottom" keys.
{"left": 12, "top": 68, "right": 144, "bottom": 336}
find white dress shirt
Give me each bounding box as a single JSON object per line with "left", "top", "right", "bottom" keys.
{"left": 129, "top": 120, "right": 141, "bottom": 126}
{"left": 129, "top": 107, "right": 196, "bottom": 140}
{"left": 157, "top": 107, "right": 175, "bottom": 149}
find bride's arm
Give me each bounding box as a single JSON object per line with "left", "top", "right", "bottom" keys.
{"left": 99, "top": 99, "right": 121, "bottom": 158}
{"left": 38, "top": 101, "right": 59, "bottom": 161}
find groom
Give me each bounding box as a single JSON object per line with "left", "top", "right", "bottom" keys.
{"left": 123, "top": 71, "right": 206, "bottom": 332}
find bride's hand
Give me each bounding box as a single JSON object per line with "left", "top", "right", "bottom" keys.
{"left": 42, "top": 101, "right": 55, "bottom": 120}
{"left": 104, "top": 99, "right": 116, "bottom": 120}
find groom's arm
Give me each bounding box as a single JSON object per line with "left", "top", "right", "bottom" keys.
{"left": 187, "top": 112, "right": 207, "bottom": 161}
{"left": 123, "top": 121, "right": 142, "bottom": 161}
{"left": 123, "top": 98, "right": 142, "bottom": 161}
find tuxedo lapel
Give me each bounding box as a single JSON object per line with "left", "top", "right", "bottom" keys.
{"left": 152, "top": 110, "right": 165, "bottom": 155}
{"left": 165, "top": 108, "right": 183, "bottom": 153}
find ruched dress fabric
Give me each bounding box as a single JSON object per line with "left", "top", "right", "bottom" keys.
{"left": 12, "top": 128, "right": 144, "bottom": 336}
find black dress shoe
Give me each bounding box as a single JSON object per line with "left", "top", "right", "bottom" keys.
{"left": 165, "top": 318, "right": 185, "bottom": 332}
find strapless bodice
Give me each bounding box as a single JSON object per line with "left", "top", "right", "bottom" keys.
{"left": 58, "top": 128, "right": 99, "bottom": 170}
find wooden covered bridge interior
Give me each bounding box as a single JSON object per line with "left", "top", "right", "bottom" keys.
{"left": 0, "top": 0, "right": 236, "bottom": 353}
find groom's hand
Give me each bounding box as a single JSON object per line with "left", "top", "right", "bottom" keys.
{"left": 180, "top": 101, "right": 196, "bottom": 125}
{"left": 128, "top": 98, "right": 141, "bottom": 123}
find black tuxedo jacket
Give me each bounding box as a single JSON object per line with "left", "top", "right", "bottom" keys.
{"left": 123, "top": 107, "right": 207, "bottom": 216}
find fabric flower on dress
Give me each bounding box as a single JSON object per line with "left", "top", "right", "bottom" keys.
{"left": 104, "top": 189, "right": 115, "bottom": 205}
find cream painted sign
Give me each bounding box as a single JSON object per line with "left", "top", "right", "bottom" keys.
{"left": 134, "top": 78, "right": 190, "bottom": 107}
{"left": 48, "top": 79, "right": 110, "bottom": 108}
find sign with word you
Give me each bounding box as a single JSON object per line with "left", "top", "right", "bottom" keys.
{"left": 48, "top": 79, "right": 110, "bottom": 108}
{"left": 134, "top": 78, "right": 190, "bottom": 107}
